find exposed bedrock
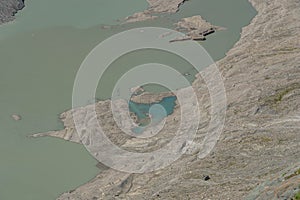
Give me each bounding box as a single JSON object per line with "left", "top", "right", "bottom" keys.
{"left": 124, "top": 0, "right": 185, "bottom": 23}
{"left": 0, "top": 0, "right": 24, "bottom": 24}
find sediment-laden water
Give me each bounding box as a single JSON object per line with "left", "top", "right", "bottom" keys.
{"left": 0, "top": 0, "right": 256, "bottom": 199}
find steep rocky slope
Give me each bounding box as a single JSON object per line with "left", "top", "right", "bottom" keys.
{"left": 0, "top": 0, "right": 24, "bottom": 24}
{"left": 34, "top": 0, "right": 300, "bottom": 199}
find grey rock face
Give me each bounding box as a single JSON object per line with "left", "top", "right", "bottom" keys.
{"left": 0, "top": 0, "right": 24, "bottom": 24}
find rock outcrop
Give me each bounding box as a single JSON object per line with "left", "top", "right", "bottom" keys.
{"left": 124, "top": 12, "right": 158, "bottom": 23}
{"left": 33, "top": 0, "right": 300, "bottom": 199}
{"left": 0, "top": 0, "right": 24, "bottom": 24}
{"left": 171, "top": 15, "right": 224, "bottom": 42}
{"left": 146, "top": 0, "right": 185, "bottom": 13}
{"left": 123, "top": 1, "right": 223, "bottom": 41}
{"left": 123, "top": 2, "right": 222, "bottom": 41}
{"left": 11, "top": 114, "right": 21, "bottom": 121}
{"left": 124, "top": 0, "right": 185, "bottom": 23}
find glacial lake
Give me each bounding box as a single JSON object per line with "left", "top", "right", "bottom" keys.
{"left": 0, "top": 0, "right": 256, "bottom": 199}
{"left": 130, "top": 96, "right": 177, "bottom": 134}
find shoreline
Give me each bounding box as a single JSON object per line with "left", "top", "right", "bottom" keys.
{"left": 44, "top": 0, "right": 300, "bottom": 199}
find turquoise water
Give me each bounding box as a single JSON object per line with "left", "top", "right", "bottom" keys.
{"left": 0, "top": 0, "right": 256, "bottom": 199}
{"left": 130, "top": 96, "right": 177, "bottom": 134}
{"left": 129, "top": 96, "right": 177, "bottom": 125}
